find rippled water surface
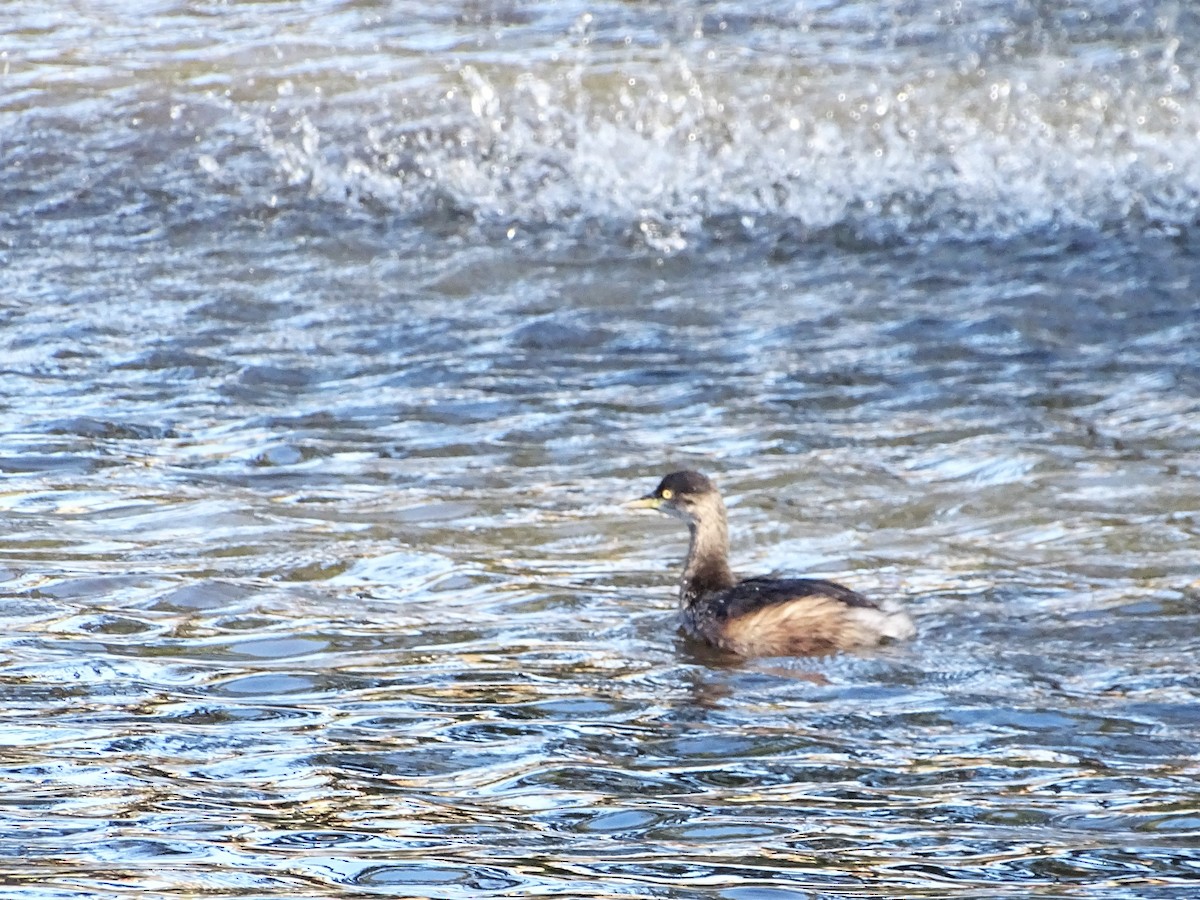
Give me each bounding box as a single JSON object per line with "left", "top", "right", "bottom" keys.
{"left": 2, "top": 1, "right": 1199, "bottom": 896}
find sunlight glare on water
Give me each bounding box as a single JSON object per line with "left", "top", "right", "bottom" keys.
{"left": 1, "top": 1, "right": 1199, "bottom": 897}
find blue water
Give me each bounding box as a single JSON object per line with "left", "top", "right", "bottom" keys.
{"left": 1, "top": 1, "right": 1198, "bottom": 897}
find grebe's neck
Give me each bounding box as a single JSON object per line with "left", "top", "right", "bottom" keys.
{"left": 679, "top": 494, "right": 735, "bottom": 608}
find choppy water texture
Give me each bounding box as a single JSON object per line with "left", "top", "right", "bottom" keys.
{"left": 2, "top": 1, "right": 1199, "bottom": 896}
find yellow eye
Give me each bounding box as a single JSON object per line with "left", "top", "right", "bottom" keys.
{"left": 660, "top": 488, "right": 673, "bottom": 499}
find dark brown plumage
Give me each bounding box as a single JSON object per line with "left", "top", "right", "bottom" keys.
{"left": 628, "top": 470, "right": 915, "bottom": 657}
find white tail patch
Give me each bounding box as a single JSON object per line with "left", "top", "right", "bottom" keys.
{"left": 846, "top": 602, "right": 917, "bottom": 642}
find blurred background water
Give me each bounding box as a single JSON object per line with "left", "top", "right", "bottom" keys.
{"left": 1, "top": 1, "right": 1199, "bottom": 897}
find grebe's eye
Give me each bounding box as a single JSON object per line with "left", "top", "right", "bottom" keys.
{"left": 660, "top": 488, "right": 674, "bottom": 500}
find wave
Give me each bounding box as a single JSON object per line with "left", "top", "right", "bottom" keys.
{"left": 5, "top": 1, "right": 1200, "bottom": 255}
{"left": 255, "top": 47, "right": 1200, "bottom": 252}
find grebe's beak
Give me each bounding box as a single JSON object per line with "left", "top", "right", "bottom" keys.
{"left": 624, "top": 493, "right": 662, "bottom": 510}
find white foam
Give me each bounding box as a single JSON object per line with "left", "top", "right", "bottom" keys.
{"left": 256, "top": 47, "right": 1200, "bottom": 250}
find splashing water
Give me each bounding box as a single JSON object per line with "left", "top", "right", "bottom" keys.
{"left": 245, "top": 3, "right": 1200, "bottom": 251}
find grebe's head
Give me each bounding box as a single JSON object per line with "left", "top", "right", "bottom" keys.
{"left": 626, "top": 470, "right": 721, "bottom": 524}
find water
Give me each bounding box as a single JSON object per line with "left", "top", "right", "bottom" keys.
{"left": 2, "top": 1, "right": 1199, "bottom": 896}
